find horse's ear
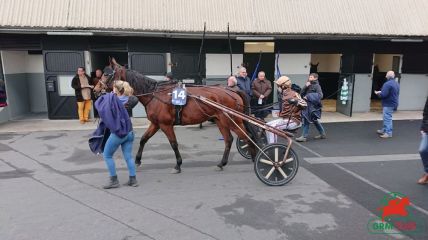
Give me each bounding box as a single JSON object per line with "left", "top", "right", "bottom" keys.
{"left": 111, "top": 57, "right": 118, "bottom": 66}
{"left": 108, "top": 56, "right": 113, "bottom": 67}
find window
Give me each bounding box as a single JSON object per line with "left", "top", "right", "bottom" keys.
{"left": 244, "top": 42, "right": 275, "bottom": 53}
{"left": 58, "top": 75, "right": 75, "bottom": 96}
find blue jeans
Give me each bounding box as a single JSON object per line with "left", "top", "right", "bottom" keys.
{"left": 103, "top": 131, "right": 136, "bottom": 177}
{"left": 302, "top": 117, "right": 325, "bottom": 137}
{"left": 419, "top": 132, "right": 428, "bottom": 173}
{"left": 382, "top": 107, "right": 394, "bottom": 136}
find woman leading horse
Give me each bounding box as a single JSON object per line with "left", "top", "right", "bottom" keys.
{"left": 96, "top": 59, "right": 256, "bottom": 173}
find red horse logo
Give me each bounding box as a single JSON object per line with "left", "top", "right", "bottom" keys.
{"left": 378, "top": 197, "right": 410, "bottom": 222}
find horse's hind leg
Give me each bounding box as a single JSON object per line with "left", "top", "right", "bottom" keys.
{"left": 159, "top": 124, "right": 183, "bottom": 174}
{"left": 215, "top": 122, "right": 234, "bottom": 171}
{"left": 135, "top": 123, "right": 160, "bottom": 166}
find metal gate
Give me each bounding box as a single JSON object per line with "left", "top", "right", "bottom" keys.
{"left": 128, "top": 52, "right": 166, "bottom": 76}
{"left": 337, "top": 54, "right": 356, "bottom": 117}
{"left": 43, "top": 51, "right": 84, "bottom": 119}
{"left": 171, "top": 53, "right": 205, "bottom": 84}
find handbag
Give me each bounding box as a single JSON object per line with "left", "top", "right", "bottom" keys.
{"left": 88, "top": 121, "right": 110, "bottom": 155}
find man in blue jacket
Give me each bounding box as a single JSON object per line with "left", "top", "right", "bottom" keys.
{"left": 236, "top": 67, "right": 252, "bottom": 102}
{"left": 375, "top": 71, "right": 400, "bottom": 138}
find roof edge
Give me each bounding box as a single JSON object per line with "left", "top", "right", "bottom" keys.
{"left": 0, "top": 27, "right": 427, "bottom": 41}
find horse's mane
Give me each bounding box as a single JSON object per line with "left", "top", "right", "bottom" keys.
{"left": 125, "top": 70, "right": 158, "bottom": 95}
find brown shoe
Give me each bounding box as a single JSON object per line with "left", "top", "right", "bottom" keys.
{"left": 417, "top": 174, "right": 428, "bottom": 185}
{"left": 379, "top": 133, "right": 392, "bottom": 138}
{"left": 80, "top": 120, "right": 85, "bottom": 124}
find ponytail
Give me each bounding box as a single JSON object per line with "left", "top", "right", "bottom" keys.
{"left": 113, "top": 80, "right": 134, "bottom": 96}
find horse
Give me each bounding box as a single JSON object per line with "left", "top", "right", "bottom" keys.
{"left": 97, "top": 59, "right": 256, "bottom": 173}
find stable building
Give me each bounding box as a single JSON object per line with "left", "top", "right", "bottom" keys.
{"left": 0, "top": 0, "right": 428, "bottom": 123}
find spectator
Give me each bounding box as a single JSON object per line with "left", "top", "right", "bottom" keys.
{"left": 418, "top": 97, "right": 428, "bottom": 184}
{"left": 296, "top": 73, "right": 326, "bottom": 142}
{"left": 375, "top": 70, "right": 400, "bottom": 138}
{"left": 252, "top": 71, "right": 272, "bottom": 121}
{"left": 226, "top": 76, "right": 239, "bottom": 91}
{"left": 236, "top": 67, "right": 252, "bottom": 102}
{"left": 71, "top": 67, "right": 94, "bottom": 124}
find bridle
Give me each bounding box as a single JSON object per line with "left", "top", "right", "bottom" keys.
{"left": 98, "top": 65, "right": 121, "bottom": 93}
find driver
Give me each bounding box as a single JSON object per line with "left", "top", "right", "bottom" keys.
{"left": 265, "top": 76, "right": 306, "bottom": 144}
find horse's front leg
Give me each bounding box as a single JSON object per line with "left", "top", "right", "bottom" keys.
{"left": 135, "top": 123, "right": 160, "bottom": 166}
{"left": 159, "top": 124, "right": 182, "bottom": 174}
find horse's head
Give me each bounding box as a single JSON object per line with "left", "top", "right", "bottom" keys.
{"left": 96, "top": 57, "right": 127, "bottom": 93}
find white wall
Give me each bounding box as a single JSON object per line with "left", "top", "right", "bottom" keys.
{"left": 26, "top": 54, "right": 44, "bottom": 73}
{"left": 26, "top": 54, "right": 47, "bottom": 113}
{"left": 1, "top": 51, "right": 47, "bottom": 118}
{"left": 398, "top": 74, "right": 428, "bottom": 110}
{"left": 2, "top": 51, "right": 27, "bottom": 74}
{"left": 1, "top": 51, "right": 29, "bottom": 118}
{"left": 310, "top": 54, "right": 341, "bottom": 72}
{"left": 352, "top": 74, "right": 372, "bottom": 112}
{"left": 278, "top": 54, "right": 311, "bottom": 75}
{"left": 205, "top": 54, "right": 243, "bottom": 78}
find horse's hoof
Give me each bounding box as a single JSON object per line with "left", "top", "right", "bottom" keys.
{"left": 170, "top": 168, "right": 181, "bottom": 174}
{"left": 215, "top": 166, "right": 223, "bottom": 171}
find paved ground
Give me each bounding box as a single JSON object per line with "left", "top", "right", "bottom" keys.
{"left": 0, "top": 119, "right": 427, "bottom": 240}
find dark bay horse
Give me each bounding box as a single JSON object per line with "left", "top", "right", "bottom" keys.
{"left": 99, "top": 60, "right": 256, "bottom": 173}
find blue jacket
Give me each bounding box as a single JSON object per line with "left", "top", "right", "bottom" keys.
{"left": 302, "top": 92, "right": 322, "bottom": 123}
{"left": 95, "top": 93, "right": 132, "bottom": 138}
{"left": 236, "top": 76, "right": 252, "bottom": 100}
{"left": 379, "top": 78, "right": 400, "bottom": 109}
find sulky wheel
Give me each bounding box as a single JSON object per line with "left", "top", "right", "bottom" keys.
{"left": 236, "top": 134, "right": 268, "bottom": 160}
{"left": 236, "top": 137, "right": 252, "bottom": 159}
{"left": 254, "top": 143, "right": 299, "bottom": 186}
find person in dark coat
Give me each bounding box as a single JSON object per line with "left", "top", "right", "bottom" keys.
{"left": 296, "top": 73, "right": 326, "bottom": 142}
{"left": 236, "top": 67, "right": 252, "bottom": 102}
{"left": 226, "top": 76, "right": 239, "bottom": 91}
{"left": 71, "top": 67, "right": 94, "bottom": 124}
{"left": 418, "top": 97, "right": 428, "bottom": 184}
{"left": 252, "top": 71, "right": 272, "bottom": 120}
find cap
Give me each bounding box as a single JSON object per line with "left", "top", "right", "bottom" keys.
{"left": 275, "top": 76, "right": 291, "bottom": 87}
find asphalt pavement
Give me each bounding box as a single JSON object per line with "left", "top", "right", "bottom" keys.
{"left": 0, "top": 119, "right": 426, "bottom": 240}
